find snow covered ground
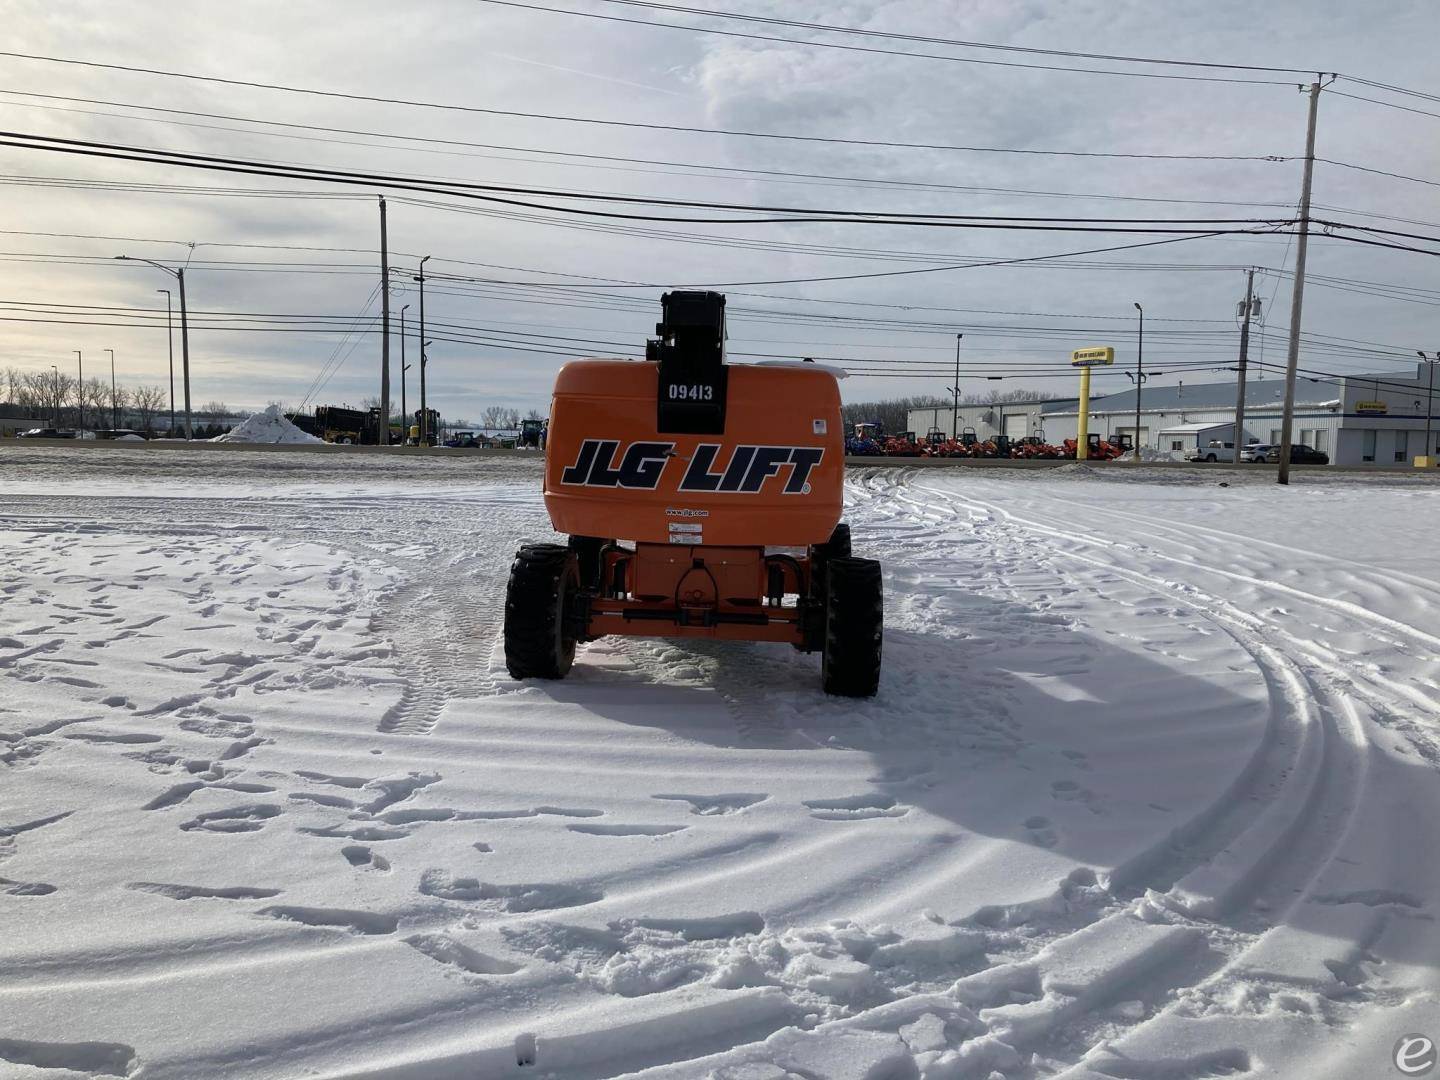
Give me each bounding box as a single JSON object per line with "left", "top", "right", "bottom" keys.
{"left": 0, "top": 447, "right": 1436, "bottom": 1080}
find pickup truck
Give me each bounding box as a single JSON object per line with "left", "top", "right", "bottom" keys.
{"left": 1185, "top": 440, "right": 1237, "bottom": 462}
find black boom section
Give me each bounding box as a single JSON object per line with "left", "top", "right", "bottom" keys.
{"left": 649, "top": 290, "right": 729, "bottom": 435}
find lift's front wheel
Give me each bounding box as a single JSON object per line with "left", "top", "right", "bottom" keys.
{"left": 504, "top": 544, "right": 581, "bottom": 679}
{"left": 821, "top": 556, "right": 883, "bottom": 697}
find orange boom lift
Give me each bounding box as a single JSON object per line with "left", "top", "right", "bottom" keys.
{"left": 504, "top": 291, "right": 883, "bottom": 696}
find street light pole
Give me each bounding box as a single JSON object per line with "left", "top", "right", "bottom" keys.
{"left": 105, "top": 348, "right": 117, "bottom": 429}
{"left": 415, "top": 256, "right": 431, "bottom": 446}
{"left": 951, "top": 332, "right": 963, "bottom": 438}
{"left": 51, "top": 365, "right": 59, "bottom": 427}
{"left": 115, "top": 255, "right": 192, "bottom": 439}
{"left": 73, "top": 350, "right": 83, "bottom": 434}
{"left": 158, "top": 288, "right": 175, "bottom": 435}
{"left": 1132, "top": 302, "right": 1144, "bottom": 459}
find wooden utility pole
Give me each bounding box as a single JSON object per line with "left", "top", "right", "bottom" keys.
{"left": 1232, "top": 269, "right": 1257, "bottom": 460}
{"left": 1277, "top": 78, "right": 1327, "bottom": 485}
{"left": 379, "top": 196, "right": 391, "bottom": 446}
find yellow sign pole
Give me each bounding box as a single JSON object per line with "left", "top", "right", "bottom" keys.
{"left": 1070, "top": 346, "right": 1113, "bottom": 462}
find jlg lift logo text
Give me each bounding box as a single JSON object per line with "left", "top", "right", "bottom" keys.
{"left": 560, "top": 440, "right": 824, "bottom": 494}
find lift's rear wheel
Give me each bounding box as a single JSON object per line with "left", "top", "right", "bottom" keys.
{"left": 504, "top": 544, "right": 580, "bottom": 679}
{"left": 821, "top": 556, "right": 883, "bottom": 697}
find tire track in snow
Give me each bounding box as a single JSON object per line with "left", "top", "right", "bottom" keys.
{"left": 859, "top": 473, "right": 1401, "bottom": 1073}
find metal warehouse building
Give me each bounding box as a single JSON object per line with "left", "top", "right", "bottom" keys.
{"left": 909, "top": 364, "right": 1440, "bottom": 466}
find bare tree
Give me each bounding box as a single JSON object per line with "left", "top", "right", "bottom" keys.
{"left": 200, "top": 400, "right": 234, "bottom": 417}
{"left": 503, "top": 408, "right": 521, "bottom": 429}
{"left": 80, "top": 377, "right": 108, "bottom": 431}
{"left": 23, "top": 371, "right": 72, "bottom": 424}
{"left": 481, "top": 404, "right": 507, "bottom": 428}
{"left": 525, "top": 408, "right": 544, "bottom": 421}
{"left": 132, "top": 385, "right": 167, "bottom": 433}
{"left": 110, "top": 384, "right": 131, "bottom": 428}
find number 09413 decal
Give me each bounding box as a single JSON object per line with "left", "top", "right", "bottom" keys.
{"left": 665, "top": 383, "right": 714, "bottom": 401}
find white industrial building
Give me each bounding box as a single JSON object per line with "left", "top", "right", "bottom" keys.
{"left": 908, "top": 364, "right": 1440, "bottom": 466}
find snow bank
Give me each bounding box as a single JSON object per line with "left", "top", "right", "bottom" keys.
{"left": 211, "top": 404, "right": 323, "bottom": 445}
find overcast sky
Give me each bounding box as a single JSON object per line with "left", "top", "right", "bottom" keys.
{"left": 4, "top": 0, "right": 1438, "bottom": 423}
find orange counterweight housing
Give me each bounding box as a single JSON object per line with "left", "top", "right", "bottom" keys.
{"left": 543, "top": 359, "right": 844, "bottom": 547}
{"left": 504, "top": 290, "right": 881, "bottom": 698}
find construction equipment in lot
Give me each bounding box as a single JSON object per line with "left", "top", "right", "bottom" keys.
{"left": 504, "top": 290, "right": 883, "bottom": 696}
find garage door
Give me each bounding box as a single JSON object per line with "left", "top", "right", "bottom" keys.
{"left": 1003, "top": 413, "right": 1028, "bottom": 438}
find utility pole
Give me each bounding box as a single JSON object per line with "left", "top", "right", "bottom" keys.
{"left": 1132, "top": 302, "right": 1144, "bottom": 459}
{"left": 415, "top": 255, "right": 431, "bottom": 446}
{"left": 178, "top": 268, "right": 193, "bottom": 440}
{"left": 1277, "top": 77, "right": 1328, "bottom": 485}
{"left": 400, "top": 304, "right": 410, "bottom": 443}
{"left": 51, "top": 364, "right": 59, "bottom": 427}
{"left": 105, "top": 348, "right": 117, "bottom": 429}
{"left": 158, "top": 288, "right": 175, "bottom": 435}
{"left": 1232, "top": 269, "right": 1258, "bottom": 461}
{"left": 951, "top": 332, "right": 963, "bottom": 437}
{"left": 73, "top": 350, "right": 83, "bottom": 434}
{"left": 1420, "top": 351, "right": 1437, "bottom": 466}
{"left": 378, "top": 196, "right": 391, "bottom": 446}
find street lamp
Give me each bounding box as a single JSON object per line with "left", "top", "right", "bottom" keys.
{"left": 951, "top": 333, "right": 963, "bottom": 438}
{"left": 1132, "top": 302, "right": 1145, "bottom": 459}
{"left": 105, "top": 348, "right": 117, "bottom": 429}
{"left": 73, "top": 350, "right": 83, "bottom": 434}
{"left": 158, "top": 288, "right": 175, "bottom": 435}
{"left": 399, "top": 303, "right": 410, "bottom": 444}
{"left": 115, "top": 256, "right": 192, "bottom": 440}
{"left": 414, "top": 256, "right": 431, "bottom": 446}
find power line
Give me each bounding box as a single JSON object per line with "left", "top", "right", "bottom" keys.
{"left": 1343, "top": 76, "right": 1440, "bottom": 106}
{"left": 1328, "top": 89, "right": 1440, "bottom": 121}
{"left": 478, "top": 0, "right": 1304, "bottom": 85}
{"left": 0, "top": 88, "right": 1320, "bottom": 209}
{"left": 0, "top": 51, "right": 1289, "bottom": 160}
{"left": 1318, "top": 158, "right": 1440, "bottom": 188}
{"left": 593, "top": 0, "right": 1314, "bottom": 74}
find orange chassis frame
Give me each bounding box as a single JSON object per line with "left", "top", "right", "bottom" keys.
{"left": 577, "top": 542, "right": 816, "bottom": 647}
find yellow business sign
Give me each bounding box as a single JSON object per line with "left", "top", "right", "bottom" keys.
{"left": 1071, "top": 346, "right": 1115, "bottom": 367}
{"left": 1355, "top": 400, "right": 1388, "bottom": 415}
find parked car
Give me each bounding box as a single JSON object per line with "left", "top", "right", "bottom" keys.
{"left": 1184, "top": 440, "right": 1237, "bottom": 463}
{"left": 1265, "top": 443, "right": 1329, "bottom": 465}
{"left": 1238, "top": 443, "right": 1273, "bottom": 463}
{"left": 16, "top": 427, "right": 74, "bottom": 439}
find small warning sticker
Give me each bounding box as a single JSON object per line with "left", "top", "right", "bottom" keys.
{"left": 667, "top": 522, "right": 703, "bottom": 533}
{"left": 668, "top": 533, "right": 698, "bottom": 545}
{"left": 813, "top": 419, "right": 828, "bottom": 435}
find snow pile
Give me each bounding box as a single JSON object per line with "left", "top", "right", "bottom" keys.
{"left": 1135, "top": 445, "right": 1181, "bottom": 462}
{"left": 211, "top": 404, "right": 323, "bottom": 444}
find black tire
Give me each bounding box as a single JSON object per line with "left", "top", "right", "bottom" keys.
{"left": 816, "top": 522, "right": 852, "bottom": 560}
{"left": 1205, "top": 454, "right": 1217, "bottom": 462}
{"left": 504, "top": 544, "right": 580, "bottom": 680}
{"left": 821, "top": 557, "right": 883, "bottom": 697}
{"left": 567, "top": 535, "right": 611, "bottom": 591}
